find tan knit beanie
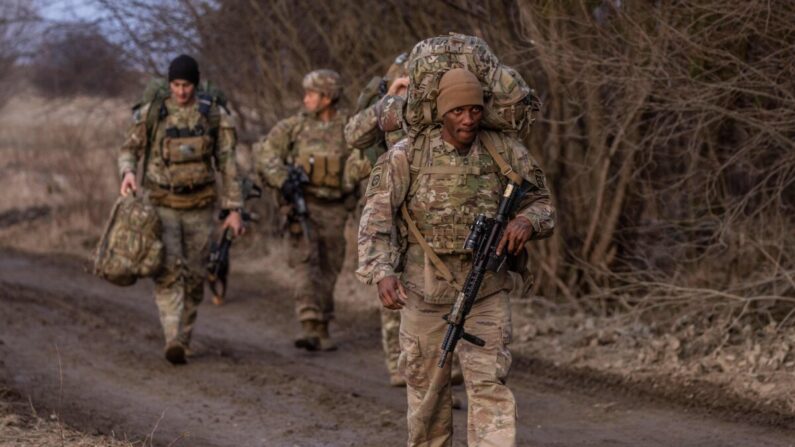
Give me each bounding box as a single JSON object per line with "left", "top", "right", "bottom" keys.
{"left": 436, "top": 68, "right": 483, "bottom": 117}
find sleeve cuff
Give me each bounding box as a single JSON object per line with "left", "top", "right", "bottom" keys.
{"left": 371, "top": 265, "right": 395, "bottom": 285}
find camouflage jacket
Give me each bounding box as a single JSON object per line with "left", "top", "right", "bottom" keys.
{"left": 118, "top": 97, "right": 243, "bottom": 210}
{"left": 255, "top": 110, "right": 350, "bottom": 200}
{"left": 356, "top": 131, "right": 555, "bottom": 303}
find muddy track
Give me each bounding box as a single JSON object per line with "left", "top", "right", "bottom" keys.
{"left": 0, "top": 250, "right": 793, "bottom": 446}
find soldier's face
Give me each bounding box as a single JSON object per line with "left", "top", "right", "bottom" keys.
{"left": 442, "top": 105, "right": 483, "bottom": 148}
{"left": 303, "top": 89, "right": 332, "bottom": 113}
{"left": 169, "top": 80, "right": 196, "bottom": 106}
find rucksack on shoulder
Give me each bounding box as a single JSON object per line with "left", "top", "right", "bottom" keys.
{"left": 93, "top": 196, "right": 164, "bottom": 286}
{"left": 405, "top": 33, "right": 539, "bottom": 135}
{"left": 355, "top": 76, "right": 386, "bottom": 113}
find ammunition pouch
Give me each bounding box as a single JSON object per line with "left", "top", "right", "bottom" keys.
{"left": 295, "top": 153, "right": 344, "bottom": 189}
{"left": 161, "top": 134, "right": 215, "bottom": 191}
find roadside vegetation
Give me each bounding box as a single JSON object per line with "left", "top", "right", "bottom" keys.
{"left": 0, "top": 0, "right": 792, "bottom": 431}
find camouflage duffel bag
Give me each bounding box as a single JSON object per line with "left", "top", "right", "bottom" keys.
{"left": 93, "top": 196, "right": 164, "bottom": 286}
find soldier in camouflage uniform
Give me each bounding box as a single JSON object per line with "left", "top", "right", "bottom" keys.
{"left": 344, "top": 54, "right": 410, "bottom": 385}
{"left": 255, "top": 69, "right": 350, "bottom": 351}
{"left": 357, "top": 69, "right": 555, "bottom": 446}
{"left": 119, "top": 55, "right": 244, "bottom": 365}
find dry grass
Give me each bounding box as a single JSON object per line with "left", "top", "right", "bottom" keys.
{"left": 0, "top": 388, "right": 139, "bottom": 447}
{"left": 0, "top": 93, "right": 125, "bottom": 254}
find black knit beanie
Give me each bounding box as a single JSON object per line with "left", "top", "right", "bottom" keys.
{"left": 168, "top": 54, "right": 200, "bottom": 85}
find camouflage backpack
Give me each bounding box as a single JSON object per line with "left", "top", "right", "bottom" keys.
{"left": 405, "top": 33, "right": 539, "bottom": 137}
{"left": 93, "top": 196, "right": 164, "bottom": 286}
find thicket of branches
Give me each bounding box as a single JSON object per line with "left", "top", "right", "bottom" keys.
{"left": 30, "top": 23, "right": 136, "bottom": 98}
{"left": 103, "top": 0, "right": 794, "bottom": 331}
{"left": 0, "top": 0, "right": 37, "bottom": 106}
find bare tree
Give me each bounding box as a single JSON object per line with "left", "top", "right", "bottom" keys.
{"left": 97, "top": 0, "right": 795, "bottom": 339}
{"left": 0, "top": 0, "right": 38, "bottom": 106}
{"left": 29, "top": 22, "right": 136, "bottom": 98}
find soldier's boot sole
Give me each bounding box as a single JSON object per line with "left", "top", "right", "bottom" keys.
{"left": 165, "top": 342, "right": 187, "bottom": 365}
{"left": 317, "top": 338, "right": 337, "bottom": 352}
{"left": 295, "top": 320, "right": 321, "bottom": 351}
{"left": 316, "top": 321, "right": 337, "bottom": 351}
{"left": 294, "top": 336, "right": 320, "bottom": 351}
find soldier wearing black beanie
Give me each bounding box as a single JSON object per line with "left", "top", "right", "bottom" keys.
{"left": 168, "top": 54, "right": 200, "bottom": 85}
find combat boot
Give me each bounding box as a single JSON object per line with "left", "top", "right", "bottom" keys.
{"left": 294, "top": 320, "right": 320, "bottom": 351}
{"left": 316, "top": 321, "right": 338, "bottom": 352}
{"left": 164, "top": 340, "right": 187, "bottom": 365}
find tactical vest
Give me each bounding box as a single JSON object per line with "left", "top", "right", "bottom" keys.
{"left": 144, "top": 98, "right": 221, "bottom": 208}
{"left": 288, "top": 112, "right": 349, "bottom": 194}
{"left": 404, "top": 128, "right": 504, "bottom": 254}
{"left": 399, "top": 128, "right": 519, "bottom": 304}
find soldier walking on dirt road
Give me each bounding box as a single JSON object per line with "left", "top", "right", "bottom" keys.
{"left": 255, "top": 69, "right": 350, "bottom": 352}
{"left": 357, "top": 68, "right": 555, "bottom": 445}
{"left": 118, "top": 54, "right": 245, "bottom": 365}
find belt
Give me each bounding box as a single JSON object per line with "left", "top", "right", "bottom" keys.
{"left": 149, "top": 180, "right": 215, "bottom": 195}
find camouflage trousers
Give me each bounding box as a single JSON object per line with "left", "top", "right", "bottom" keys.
{"left": 287, "top": 199, "right": 348, "bottom": 322}
{"left": 153, "top": 205, "right": 214, "bottom": 347}
{"left": 399, "top": 289, "right": 516, "bottom": 447}
{"left": 381, "top": 307, "right": 401, "bottom": 374}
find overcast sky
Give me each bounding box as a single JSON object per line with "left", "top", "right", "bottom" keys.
{"left": 39, "top": 0, "right": 104, "bottom": 22}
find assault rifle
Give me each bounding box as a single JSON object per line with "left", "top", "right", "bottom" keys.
{"left": 438, "top": 179, "right": 532, "bottom": 368}
{"left": 282, "top": 164, "right": 313, "bottom": 242}
{"left": 207, "top": 179, "right": 262, "bottom": 305}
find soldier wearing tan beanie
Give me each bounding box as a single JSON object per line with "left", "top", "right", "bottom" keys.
{"left": 437, "top": 68, "right": 485, "bottom": 153}
{"left": 362, "top": 65, "right": 555, "bottom": 446}
{"left": 436, "top": 68, "right": 484, "bottom": 118}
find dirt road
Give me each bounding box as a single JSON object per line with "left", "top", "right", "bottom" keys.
{"left": 0, "top": 250, "right": 793, "bottom": 446}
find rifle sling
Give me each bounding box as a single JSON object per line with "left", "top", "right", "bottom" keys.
{"left": 398, "top": 131, "right": 522, "bottom": 293}
{"left": 400, "top": 204, "right": 462, "bottom": 292}
{"left": 479, "top": 132, "right": 524, "bottom": 184}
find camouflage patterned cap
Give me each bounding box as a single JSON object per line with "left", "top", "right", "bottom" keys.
{"left": 303, "top": 69, "right": 343, "bottom": 100}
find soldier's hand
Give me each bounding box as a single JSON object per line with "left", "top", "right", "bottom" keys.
{"left": 388, "top": 76, "right": 410, "bottom": 97}
{"left": 120, "top": 172, "right": 138, "bottom": 197}
{"left": 377, "top": 275, "right": 408, "bottom": 310}
{"left": 496, "top": 216, "right": 533, "bottom": 256}
{"left": 222, "top": 210, "right": 246, "bottom": 237}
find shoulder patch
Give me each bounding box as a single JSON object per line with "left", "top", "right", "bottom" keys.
{"left": 131, "top": 102, "right": 152, "bottom": 124}
{"left": 366, "top": 164, "right": 386, "bottom": 197}
{"left": 369, "top": 165, "right": 383, "bottom": 187}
